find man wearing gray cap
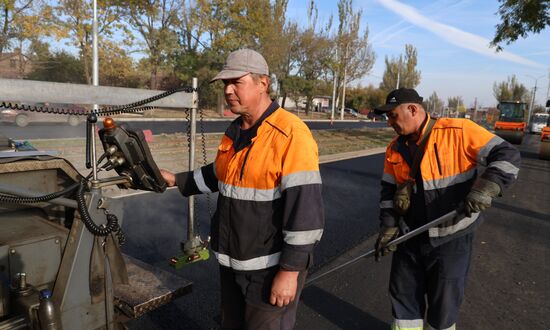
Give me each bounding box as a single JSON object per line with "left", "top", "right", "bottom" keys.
{"left": 161, "top": 49, "right": 324, "bottom": 329}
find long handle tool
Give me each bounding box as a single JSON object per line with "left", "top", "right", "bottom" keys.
{"left": 306, "top": 209, "right": 462, "bottom": 285}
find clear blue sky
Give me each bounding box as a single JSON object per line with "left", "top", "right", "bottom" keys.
{"left": 287, "top": 0, "right": 550, "bottom": 108}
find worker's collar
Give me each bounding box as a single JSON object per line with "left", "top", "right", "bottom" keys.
{"left": 408, "top": 113, "right": 430, "bottom": 145}
{"left": 225, "top": 100, "right": 279, "bottom": 142}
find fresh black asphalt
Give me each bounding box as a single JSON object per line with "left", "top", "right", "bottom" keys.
{"left": 121, "top": 134, "right": 549, "bottom": 329}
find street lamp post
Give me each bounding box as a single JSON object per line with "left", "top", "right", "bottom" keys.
{"left": 90, "top": 0, "right": 99, "bottom": 182}
{"left": 396, "top": 54, "right": 402, "bottom": 89}
{"left": 526, "top": 74, "right": 545, "bottom": 127}
{"left": 330, "top": 48, "right": 338, "bottom": 123}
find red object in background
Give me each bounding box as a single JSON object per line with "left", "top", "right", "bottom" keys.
{"left": 143, "top": 129, "right": 154, "bottom": 142}
{"left": 223, "top": 110, "right": 237, "bottom": 117}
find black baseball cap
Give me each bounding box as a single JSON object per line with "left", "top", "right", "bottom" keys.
{"left": 374, "top": 88, "right": 423, "bottom": 114}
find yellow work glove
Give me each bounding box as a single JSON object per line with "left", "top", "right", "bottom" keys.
{"left": 375, "top": 227, "right": 399, "bottom": 262}
{"left": 464, "top": 178, "right": 501, "bottom": 217}
{"left": 394, "top": 181, "right": 413, "bottom": 215}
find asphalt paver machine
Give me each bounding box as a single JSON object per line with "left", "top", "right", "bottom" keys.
{"left": 0, "top": 87, "right": 198, "bottom": 329}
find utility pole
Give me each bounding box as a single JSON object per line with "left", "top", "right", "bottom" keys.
{"left": 528, "top": 85, "right": 537, "bottom": 126}
{"left": 396, "top": 55, "right": 402, "bottom": 89}
{"left": 526, "top": 74, "right": 545, "bottom": 126}
{"left": 546, "top": 69, "right": 550, "bottom": 111}
{"left": 340, "top": 44, "right": 349, "bottom": 121}
{"left": 473, "top": 97, "right": 478, "bottom": 122}
{"left": 330, "top": 48, "right": 338, "bottom": 123}
{"left": 92, "top": 0, "right": 99, "bottom": 90}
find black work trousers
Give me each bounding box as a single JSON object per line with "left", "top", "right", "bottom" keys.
{"left": 219, "top": 266, "right": 307, "bottom": 330}
{"left": 389, "top": 233, "right": 474, "bottom": 329}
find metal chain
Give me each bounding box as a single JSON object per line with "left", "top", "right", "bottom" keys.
{"left": 0, "top": 86, "right": 198, "bottom": 117}
{"left": 199, "top": 108, "right": 213, "bottom": 220}
{"left": 183, "top": 108, "right": 200, "bottom": 233}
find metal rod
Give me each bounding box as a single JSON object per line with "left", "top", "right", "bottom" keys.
{"left": 187, "top": 78, "right": 198, "bottom": 241}
{"left": 305, "top": 209, "right": 460, "bottom": 285}
{"left": 91, "top": 121, "right": 98, "bottom": 181}
{"left": 330, "top": 48, "right": 338, "bottom": 123}
{"left": 91, "top": 0, "right": 99, "bottom": 182}
{"left": 340, "top": 44, "right": 349, "bottom": 121}
{"left": 92, "top": 0, "right": 98, "bottom": 88}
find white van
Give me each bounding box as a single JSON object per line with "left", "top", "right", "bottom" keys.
{"left": 530, "top": 113, "right": 549, "bottom": 134}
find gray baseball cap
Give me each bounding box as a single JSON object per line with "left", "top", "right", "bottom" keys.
{"left": 210, "top": 49, "right": 269, "bottom": 83}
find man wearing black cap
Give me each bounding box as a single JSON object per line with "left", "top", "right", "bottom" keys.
{"left": 160, "top": 49, "right": 324, "bottom": 329}
{"left": 373, "top": 88, "right": 520, "bottom": 329}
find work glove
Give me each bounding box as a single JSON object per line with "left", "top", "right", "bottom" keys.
{"left": 393, "top": 180, "right": 413, "bottom": 215}
{"left": 375, "top": 227, "right": 399, "bottom": 262}
{"left": 464, "top": 178, "right": 501, "bottom": 217}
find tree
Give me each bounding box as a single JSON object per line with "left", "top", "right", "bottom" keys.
{"left": 27, "top": 46, "right": 85, "bottom": 83}
{"left": 532, "top": 105, "right": 546, "bottom": 114}
{"left": 194, "top": 0, "right": 298, "bottom": 104}
{"left": 345, "top": 84, "right": 385, "bottom": 111}
{"left": 99, "top": 40, "right": 142, "bottom": 87}
{"left": 191, "top": 0, "right": 293, "bottom": 107}
{"left": 274, "top": 22, "right": 299, "bottom": 107}
{"left": 424, "top": 91, "right": 444, "bottom": 115}
{"left": 328, "top": 0, "right": 375, "bottom": 117}
{"left": 447, "top": 96, "right": 463, "bottom": 110}
{"left": 259, "top": 0, "right": 298, "bottom": 103}
{"left": 447, "top": 96, "right": 464, "bottom": 117}
{"left": 491, "top": 0, "right": 550, "bottom": 51}
{"left": 380, "top": 44, "right": 420, "bottom": 92}
{"left": 0, "top": 0, "right": 37, "bottom": 53}
{"left": 492, "top": 75, "right": 530, "bottom": 103}
{"left": 119, "top": 0, "right": 180, "bottom": 89}
{"left": 293, "top": 1, "right": 333, "bottom": 114}
{"left": 53, "top": 0, "right": 128, "bottom": 84}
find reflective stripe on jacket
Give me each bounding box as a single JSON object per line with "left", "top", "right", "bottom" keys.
{"left": 176, "top": 104, "right": 324, "bottom": 271}
{"left": 379, "top": 115, "right": 520, "bottom": 245}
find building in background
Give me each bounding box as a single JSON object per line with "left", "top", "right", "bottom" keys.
{"left": 0, "top": 49, "right": 32, "bottom": 79}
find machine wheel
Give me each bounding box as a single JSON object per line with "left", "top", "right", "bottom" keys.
{"left": 15, "top": 114, "right": 29, "bottom": 127}
{"left": 510, "top": 134, "right": 523, "bottom": 145}
{"left": 540, "top": 141, "right": 550, "bottom": 160}
{"left": 496, "top": 130, "right": 523, "bottom": 145}
{"left": 68, "top": 115, "right": 80, "bottom": 126}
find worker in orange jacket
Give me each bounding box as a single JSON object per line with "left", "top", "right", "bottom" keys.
{"left": 161, "top": 49, "right": 324, "bottom": 329}
{"left": 374, "top": 88, "right": 520, "bottom": 330}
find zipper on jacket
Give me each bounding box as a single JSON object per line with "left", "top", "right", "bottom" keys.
{"left": 434, "top": 143, "right": 442, "bottom": 175}
{"left": 239, "top": 143, "right": 254, "bottom": 181}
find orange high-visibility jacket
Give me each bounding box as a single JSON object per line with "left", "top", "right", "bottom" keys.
{"left": 379, "top": 114, "right": 520, "bottom": 246}
{"left": 176, "top": 103, "right": 324, "bottom": 271}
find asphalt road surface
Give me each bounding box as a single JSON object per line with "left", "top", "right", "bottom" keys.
{"left": 0, "top": 119, "right": 387, "bottom": 139}
{"left": 120, "top": 133, "right": 549, "bottom": 329}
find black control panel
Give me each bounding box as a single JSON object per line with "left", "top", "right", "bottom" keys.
{"left": 98, "top": 124, "right": 166, "bottom": 193}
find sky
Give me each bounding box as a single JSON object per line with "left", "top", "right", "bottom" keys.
{"left": 286, "top": 0, "right": 550, "bottom": 108}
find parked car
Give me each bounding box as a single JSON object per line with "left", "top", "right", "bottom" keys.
{"left": 344, "top": 107, "right": 360, "bottom": 117}
{"left": 0, "top": 104, "right": 87, "bottom": 127}
{"left": 367, "top": 111, "right": 387, "bottom": 121}
{"left": 0, "top": 108, "right": 18, "bottom": 123}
